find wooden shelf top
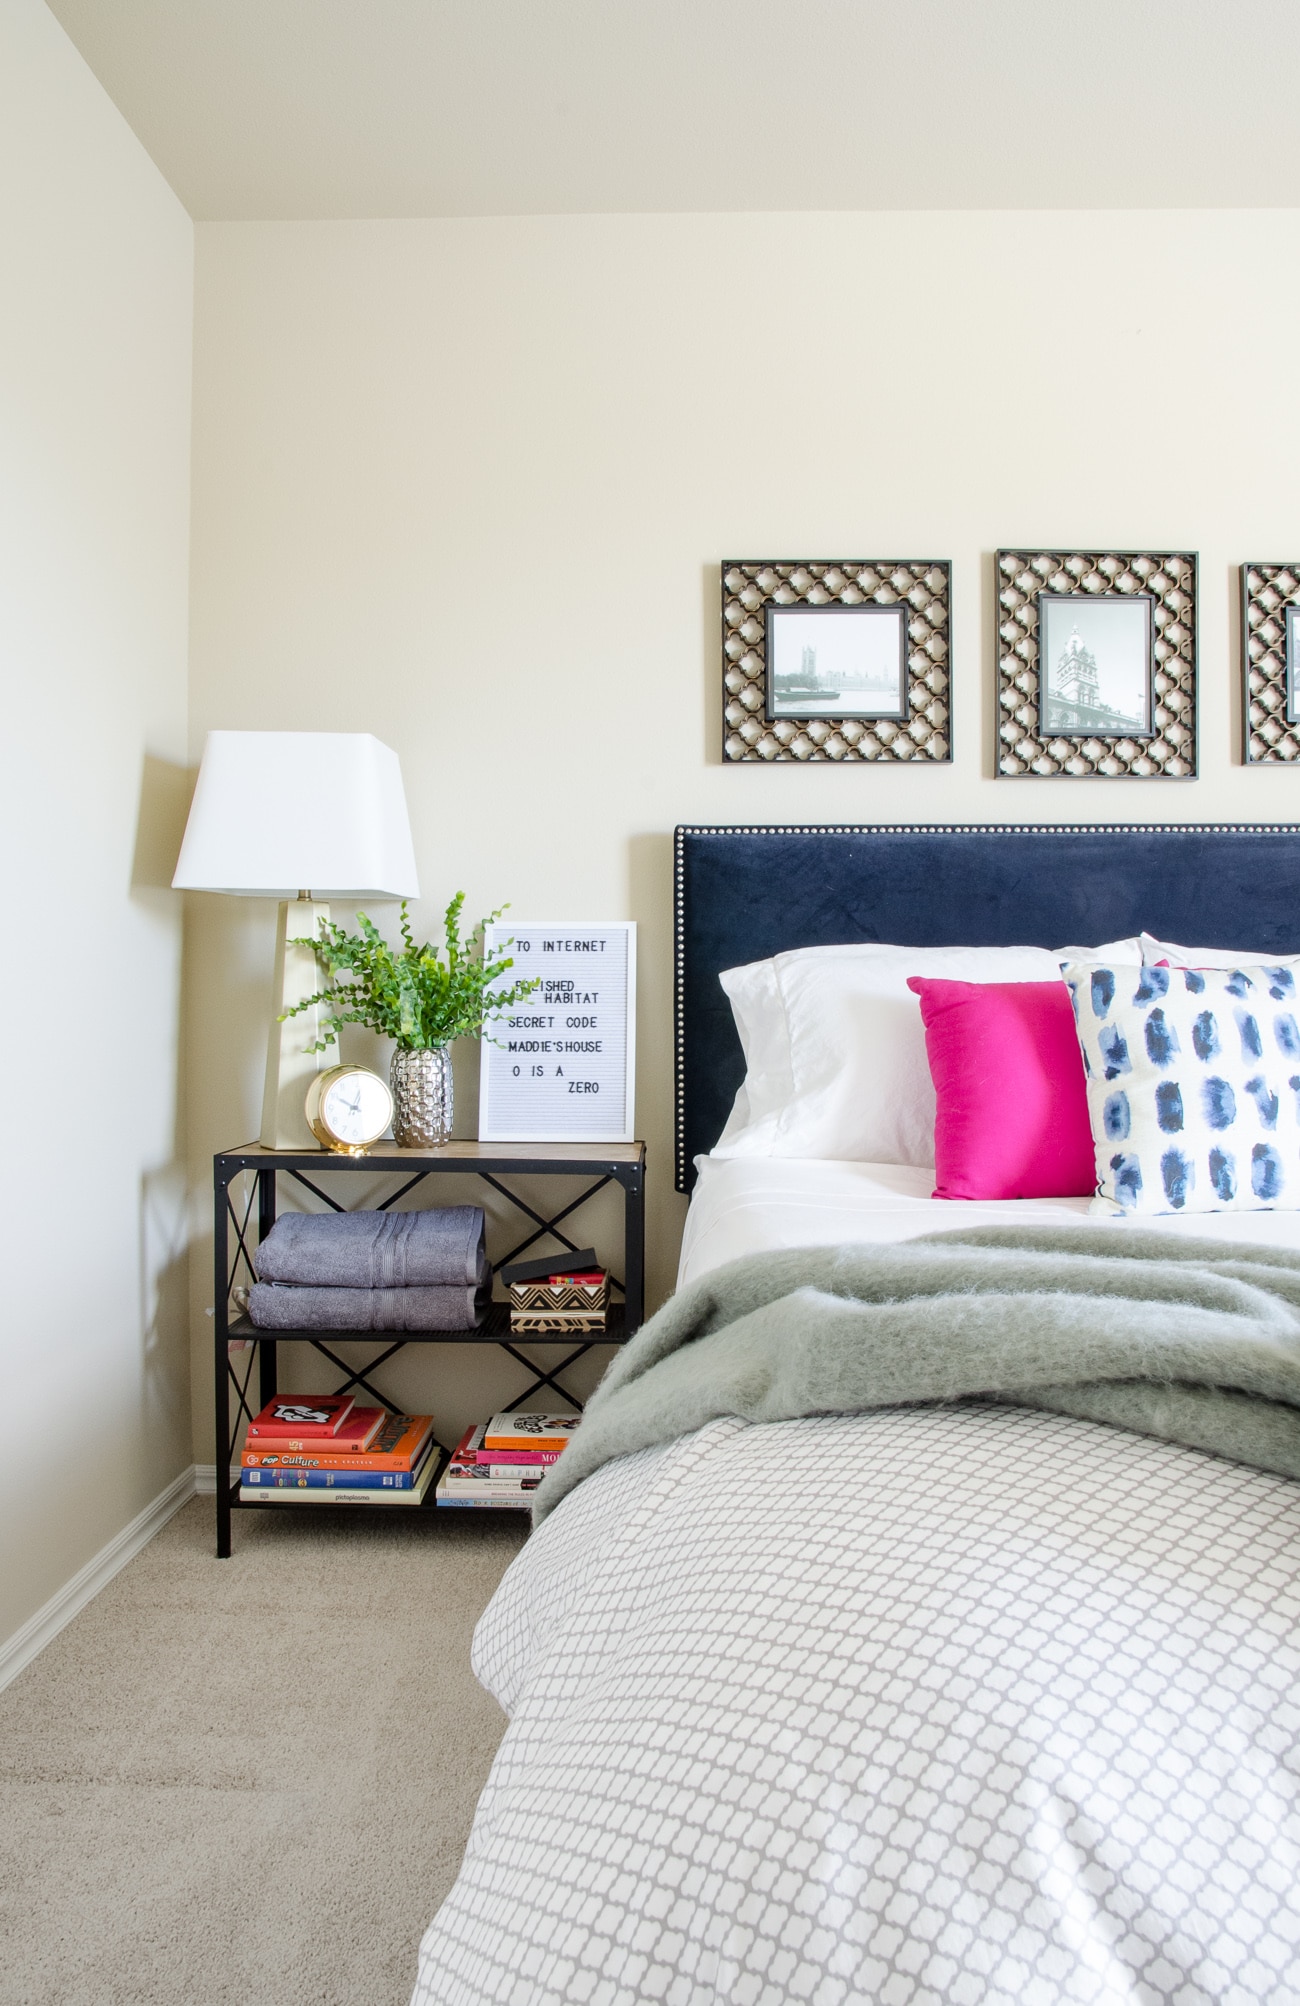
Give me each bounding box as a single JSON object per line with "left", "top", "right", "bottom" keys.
{"left": 216, "top": 1138, "right": 645, "bottom": 1169}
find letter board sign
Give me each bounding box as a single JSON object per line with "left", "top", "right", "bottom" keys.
{"left": 478, "top": 922, "right": 636, "bottom": 1142}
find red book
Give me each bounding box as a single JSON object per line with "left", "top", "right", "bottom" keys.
{"left": 242, "top": 1414, "right": 433, "bottom": 1472}
{"left": 245, "top": 1394, "right": 366, "bottom": 1448}
{"left": 448, "top": 1424, "right": 487, "bottom": 1473}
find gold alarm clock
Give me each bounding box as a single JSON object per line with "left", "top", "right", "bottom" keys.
{"left": 305, "top": 1065, "right": 394, "bottom": 1154}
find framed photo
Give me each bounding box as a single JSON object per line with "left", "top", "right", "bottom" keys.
{"left": 1037, "top": 592, "right": 1154, "bottom": 738}
{"left": 765, "top": 603, "right": 907, "bottom": 722}
{"left": 723, "top": 560, "right": 951, "bottom": 763}
{"left": 996, "top": 549, "right": 1197, "bottom": 779}
{"left": 1240, "top": 564, "right": 1300, "bottom": 762}
{"left": 478, "top": 922, "right": 636, "bottom": 1142}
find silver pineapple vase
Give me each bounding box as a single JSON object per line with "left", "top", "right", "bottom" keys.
{"left": 390, "top": 1046, "right": 453, "bottom": 1147}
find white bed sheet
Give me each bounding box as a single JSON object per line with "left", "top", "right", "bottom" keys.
{"left": 678, "top": 1155, "right": 1300, "bottom": 1289}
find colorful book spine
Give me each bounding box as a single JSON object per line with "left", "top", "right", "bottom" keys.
{"left": 244, "top": 1393, "right": 355, "bottom": 1441}
{"left": 241, "top": 1454, "right": 440, "bottom": 1507}
{"left": 245, "top": 1405, "right": 384, "bottom": 1453}
{"left": 242, "top": 1415, "right": 434, "bottom": 1472}
{"left": 482, "top": 1411, "right": 579, "bottom": 1455}
{"left": 449, "top": 1426, "right": 552, "bottom": 1485}
{"left": 474, "top": 1447, "right": 560, "bottom": 1466}
{"left": 435, "top": 1470, "right": 535, "bottom": 1509}
{"left": 239, "top": 1487, "right": 428, "bottom": 1505}
{"left": 442, "top": 1468, "right": 543, "bottom": 1492}
{"left": 441, "top": 1428, "right": 553, "bottom": 1508}
{"left": 241, "top": 1455, "right": 432, "bottom": 1490}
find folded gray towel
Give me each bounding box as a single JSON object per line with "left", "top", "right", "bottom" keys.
{"left": 247, "top": 1281, "right": 489, "bottom": 1332}
{"left": 254, "top": 1207, "right": 488, "bottom": 1290}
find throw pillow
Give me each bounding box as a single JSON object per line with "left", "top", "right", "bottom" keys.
{"left": 906, "top": 978, "right": 1095, "bottom": 1199}
{"left": 1061, "top": 959, "right": 1300, "bottom": 1214}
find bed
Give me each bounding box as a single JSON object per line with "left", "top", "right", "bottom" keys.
{"left": 678, "top": 1156, "right": 1300, "bottom": 1287}
{"left": 411, "top": 826, "right": 1300, "bottom": 2006}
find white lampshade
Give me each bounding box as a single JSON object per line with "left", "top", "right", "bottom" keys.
{"left": 173, "top": 730, "right": 420, "bottom": 899}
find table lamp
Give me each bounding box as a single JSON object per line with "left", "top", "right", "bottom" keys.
{"left": 173, "top": 731, "right": 420, "bottom": 1149}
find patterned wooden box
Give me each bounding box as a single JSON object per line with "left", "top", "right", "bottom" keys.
{"left": 508, "top": 1274, "right": 609, "bottom": 1333}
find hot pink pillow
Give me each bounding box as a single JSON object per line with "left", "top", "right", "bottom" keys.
{"left": 905, "top": 977, "right": 1095, "bottom": 1200}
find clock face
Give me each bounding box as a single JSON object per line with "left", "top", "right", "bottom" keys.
{"left": 321, "top": 1069, "right": 392, "bottom": 1146}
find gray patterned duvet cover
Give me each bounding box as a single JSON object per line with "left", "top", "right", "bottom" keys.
{"left": 411, "top": 1405, "right": 1300, "bottom": 2006}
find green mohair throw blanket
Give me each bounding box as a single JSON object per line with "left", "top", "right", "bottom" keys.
{"left": 533, "top": 1226, "right": 1300, "bottom": 1521}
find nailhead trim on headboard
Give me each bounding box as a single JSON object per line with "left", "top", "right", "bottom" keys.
{"left": 673, "top": 823, "right": 1300, "bottom": 1192}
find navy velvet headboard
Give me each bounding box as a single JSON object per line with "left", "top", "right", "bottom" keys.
{"left": 675, "top": 823, "right": 1300, "bottom": 1191}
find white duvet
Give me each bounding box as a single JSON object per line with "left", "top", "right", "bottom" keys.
{"left": 413, "top": 1401, "right": 1300, "bottom": 2005}
{"left": 677, "top": 1156, "right": 1300, "bottom": 1289}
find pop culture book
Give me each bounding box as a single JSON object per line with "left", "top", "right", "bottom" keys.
{"left": 242, "top": 1442, "right": 437, "bottom": 1489}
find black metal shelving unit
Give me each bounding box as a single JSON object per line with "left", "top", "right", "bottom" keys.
{"left": 213, "top": 1139, "right": 646, "bottom": 1557}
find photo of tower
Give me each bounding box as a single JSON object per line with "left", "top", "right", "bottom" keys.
{"left": 772, "top": 642, "right": 840, "bottom": 705}
{"left": 1039, "top": 595, "right": 1152, "bottom": 735}
{"left": 766, "top": 604, "right": 908, "bottom": 719}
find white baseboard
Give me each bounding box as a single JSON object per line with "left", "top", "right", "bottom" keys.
{"left": 193, "top": 1464, "right": 239, "bottom": 1493}
{"left": 0, "top": 1463, "right": 199, "bottom": 1695}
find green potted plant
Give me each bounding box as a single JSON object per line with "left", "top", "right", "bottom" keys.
{"left": 282, "top": 895, "right": 539, "bottom": 1147}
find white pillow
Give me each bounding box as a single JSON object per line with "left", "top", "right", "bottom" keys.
{"left": 1141, "top": 932, "right": 1300, "bottom": 970}
{"left": 713, "top": 956, "right": 790, "bottom": 1151}
{"left": 1063, "top": 957, "right": 1300, "bottom": 1215}
{"left": 713, "top": 936, "right": 1143, "bottom": 1166}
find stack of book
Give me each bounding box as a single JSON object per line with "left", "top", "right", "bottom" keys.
{"left": 435, "top": 1411, "right": 579, "bottom": 1508}
{"left": 503, "top": 1247, "right": 609, "bottom": 1334}
{"left": 239, "top": 1395, "right": 441, "bottom": 1504}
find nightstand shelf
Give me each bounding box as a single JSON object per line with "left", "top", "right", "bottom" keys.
{"left": 225, "top": 1303, "right": 627, "bottom": 1346}
{"left": 213, "top": 1138, "right": 644, "bottom": 1556}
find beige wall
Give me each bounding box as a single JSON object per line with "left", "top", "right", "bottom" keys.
{"left": 0, "top": 0, "right": 193, "bottom": 1649}
{"left": 188, "top": 210, "right": 1300, "bottom": 1456}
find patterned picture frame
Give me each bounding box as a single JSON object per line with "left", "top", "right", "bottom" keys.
{"left": 1241, "top": 563, "right": 1300, "bottom": 763}
{"left": 722, "top": 560, "right": 951, "bottom": 763}
{"left": 996, "top": 549, "right": 1197, "bottom": 779}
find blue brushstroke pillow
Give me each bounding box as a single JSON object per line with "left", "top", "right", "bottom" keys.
{"left": 1059, "top": 959, "right": 1300, "bottom": 1214}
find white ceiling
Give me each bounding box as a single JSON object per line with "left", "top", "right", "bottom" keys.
{"left": 45, "top": 0, "right": 1300, "bottom": 221}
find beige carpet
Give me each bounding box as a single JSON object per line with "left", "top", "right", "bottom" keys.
{"left": 0, "top": 1495, "right": 528, "bottom": 2006}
